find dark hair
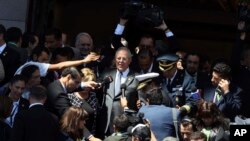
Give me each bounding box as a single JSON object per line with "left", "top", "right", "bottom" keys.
{"left": 195, "top": 101, "right": 229, "bottom": 130}
{"left": 51, "top": 46, "right": 74, "bottom": 61}
{"left": 113, "top": 114, "right": 130, "bottom": 132}
{"left": 132, "top": 124, "right": 151, "bottom": 141}
{"left": 145, "top": 88, "right": 163, "bottom": 105}
{"left": 190, "top": 131, "right": 207, "bottom": 141}
{"left": 60, "top": 106, "right": 88, "bottom": 140}
{"left": 31, "top": 46, "right": 50, "bottom": 61}
{"left": 29, "top": 85, "right": 47, "bottom": 101}
{"left": 5, "top": 27, "right": 22, "bottom": 43}
{"left": 185, "top": 53, "right": 200, "bottom": 62}
{"left": 61, "top": 67, "right": 82, "bottom": 79}
{"left": 140, "top": 34, "right": 156, "bottom": 46}
{"left": 20, "top": 65, "right": 39, "bottom": 80}
{"left": 10, "top": 74, "right": 27, "bottom": 85}
{"left": 45, "top": 28, "right": 62, "bottom": 40}
{"left": 212, "top": 62, "right": 231, "bottom": 79}
{"left": 0, "top": 95, "right": 12, "bottom": 119}
{"left": 138, "top": 48, "right": 154, "bottom": 60}
{"left": 181, "top": 116, "right": 196, "bottom": 132}
{"left": 22, "top": 32, "right": 37, "bottom": 48}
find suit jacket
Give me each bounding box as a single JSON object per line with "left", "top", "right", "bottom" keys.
{"left": 1, "top": 87, "right": 30, "bottom": 118}
{"left": 46, "top": 80, "right": 94, "bottom": 118}
{"left": 203, "top": 83, "right": 242, "bottom": 121}
{"left": 161, "top": 69, "right": 186, "bottom": 107}
{"left": 46, "top": 80, "right": 75, "bottom": 118}
{"left": 7, "top": 42, "right": 28, "bottom": 65}
{"left": 0, "top": 45, "right": 21, "bottom": 87}
{"left": 0, "top": 120, "right": 11, "bottom": 141}
{"left": 45, "top": 81, "right": 93, "bottom": 139}
{"left": 99, "top": 68, "right": 139, "bottom": 133}
{"left": 10, "top": 105, "right": 59, "bottom": 141}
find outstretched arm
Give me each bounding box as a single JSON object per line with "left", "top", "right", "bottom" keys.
{"left": 48, "top": 53, "right": 100, "bottom": 70}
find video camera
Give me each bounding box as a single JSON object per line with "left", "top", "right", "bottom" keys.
{"left": 120, "top": 0, "right": 164, "bottom": 28}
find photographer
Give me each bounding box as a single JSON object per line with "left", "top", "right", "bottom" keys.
{"left": 104, "top": 114, "right": 130, "bottom": 141}
{"left": 111, "top": 1, "right": 179, "bottom": 57}
{"left": 138, "top": 87, "right": 181, "bottom": 141}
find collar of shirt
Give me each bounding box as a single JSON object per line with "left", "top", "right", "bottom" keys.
{"left": 13, "top": 99, "right": 20, "bottom": 107}
{"left": 141, "top": 62, "right": 153, "bottom": 74}
{"left": 0, "top": 43, "right": 7, "bottom": 54}
{"left": 118, "top": 68, "right": 129, "bottom": 84}
{"left": 118, "top": 68, "right": 129, "bottom": 77}
{"left": 60, "top": 80, "right": 67, "bottom": 93}
{"left": 29, "top": 103, "right": 43, "bottom": 108}
{"left": 166, "top": 69, "right": 178, "bottom": 83}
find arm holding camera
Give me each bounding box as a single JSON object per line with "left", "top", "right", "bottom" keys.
{"left": 155, "top": 20, "right": 174, "bottom": 37}
{"left": 112, "top": 17, "right": 128, "bottom": 50}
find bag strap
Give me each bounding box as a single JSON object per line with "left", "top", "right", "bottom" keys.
{"left": 172, "top": 108, "right": 180, "bottom": 141}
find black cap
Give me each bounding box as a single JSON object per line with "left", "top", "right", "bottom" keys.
{"left": 156, "top": 54, "right": 179, "bottom": 71}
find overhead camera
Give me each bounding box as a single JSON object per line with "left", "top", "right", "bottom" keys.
{"left": 120, "top": 0, "right": 164, "bottom": 28}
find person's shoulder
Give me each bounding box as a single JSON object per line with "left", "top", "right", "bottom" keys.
{"left": 104, "top": 135, "right": 129, "bottom": 141}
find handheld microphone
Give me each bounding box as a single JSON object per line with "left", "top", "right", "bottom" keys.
{"left": 121, "top": 84, "right": 127, "bottom": 97}
{"left": 98, "top": 76, "right": 113, "bottom": 87}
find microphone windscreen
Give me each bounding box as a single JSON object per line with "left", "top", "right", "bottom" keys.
{"left": 103, "top": 76, "right": 113, "bottom": 83}
{"left": 121, "top": 84, "right": 127, "bottom": 90}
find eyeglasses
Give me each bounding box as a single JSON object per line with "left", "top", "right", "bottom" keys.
{"left": 81, "top": 43, "right": 91, "bottom": 46}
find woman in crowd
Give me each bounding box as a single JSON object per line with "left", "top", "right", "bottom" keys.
{"left": 194, "top": 100, "right": 230, "bottom": 141}
{"left": 68, "top": 68, "right": 99, "bottom": 134}
{"left": 59, "top": 106, "right": 88, "bottom": 141}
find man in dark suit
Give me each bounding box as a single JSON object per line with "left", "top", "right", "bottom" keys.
{"left": 1, "top": 75, "right": 29, "bottom": 127}
{"left": 98, "top": 47, "right": 139, "bottom": 136}
{"left": 157, "top": 54, "right": 195, "bottom": 116}
{"left": 45, "top": 67, "right": 101, "bottom": 141}
{"left": 132, "top": 48, "right": 160, "bottom": 74}
{"left": 5, "top": 27, "right": 28, "bottom": 65}
{"left": 203, "top": 62, "right": 242, "bottom": 121}
{"left": 0, "top": 24, "right": 21, "bottom": 87}
{"left": 10, "top": 85, "right": 59, "bottom": 141}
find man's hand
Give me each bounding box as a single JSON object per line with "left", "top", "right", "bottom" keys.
{"left": 83, "top": 53, "right": 100, "bottom": 63}
{"left": 155, "top": 20, "right": 168, "bottom": 31}
{"left": 136, "top": 99, "right": 142, "bottom": 109}
{"left": 88, "top": 136, "right": 102, "bottom": 141}
{"left": 119, "top": 18, "right": 128, "bottom": 26}
{"left": 218, "top": 79, "right": 230, "bottom": 94}
{"left": 120, "top": 96, "right": 128, "bottom": 108}
{"left": 83, "top": 81, "right": 99, "bottom": 90}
